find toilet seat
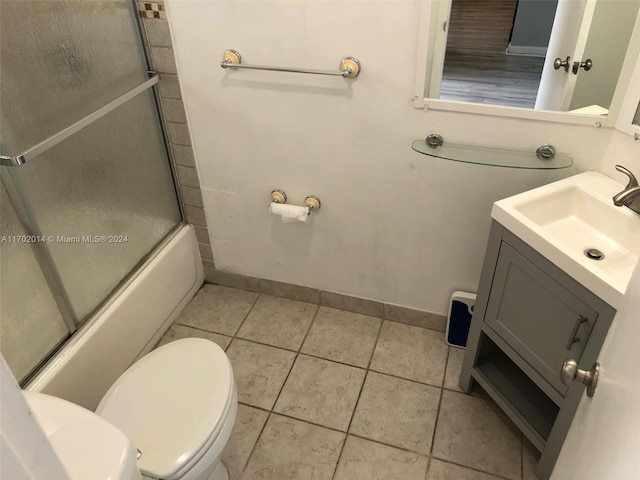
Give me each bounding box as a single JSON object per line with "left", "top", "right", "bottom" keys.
{"left": 96, "top": 338, "right": 234, "bottom": 480}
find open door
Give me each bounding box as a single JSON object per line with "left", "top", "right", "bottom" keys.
{"left": 569, "top": 0, "right": 640, "bottom": 111}
{"left": 535, "top": 0, "right": 595, "bottom": 111}
{"left": 550, "top": 264, "right": 640, "bottom": 479}
{"left": 536, "top": 0, "right": 640, "bottom": 112}
{"left": 425, "top": 0, "right": 453, "bottom": 98}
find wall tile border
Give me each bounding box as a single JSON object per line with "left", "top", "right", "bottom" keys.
{"left": 138, "top": 2, "right": 166, "bottom": 20}
{"left": 137, "top": 2, "right": 215, "bottom": 268}
{"left": 205, "top": 269, "right": 447, "bottom": 332}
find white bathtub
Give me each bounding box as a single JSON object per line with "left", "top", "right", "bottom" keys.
{"left": 26, "top": 224, "right": 204, "bottom": 410}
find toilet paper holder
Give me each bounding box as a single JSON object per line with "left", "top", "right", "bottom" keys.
{"left": 270, "top": 189, "right": 321, "bottom": 215}
{"left": 270, "top": 189, "right": 287, "bottom": 204}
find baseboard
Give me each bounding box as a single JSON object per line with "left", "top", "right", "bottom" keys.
{"left": 506, "top": 44, "right": 547, "bottom": 57}
{"left": 205, "top": 269, "right": 446, "bottom": 332}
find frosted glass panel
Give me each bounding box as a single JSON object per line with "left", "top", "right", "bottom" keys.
{"left": 0, "top": 0, "right": 182, "bottom": 381}
{"left": 8, "top": 91, "right": 181, "bottom": 321}
{"left": 0, "top": 0, "right": 149, "bottom": 154}
{"left": 0, "top": 185, "right": 70, "bottom": 381}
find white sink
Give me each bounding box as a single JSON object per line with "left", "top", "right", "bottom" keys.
{"left": 492, "top": 171, "right": 640, "bottom": 308}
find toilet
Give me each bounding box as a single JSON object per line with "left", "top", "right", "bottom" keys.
{"left": 27, "top": 338, "right": 237, "bottom": 480}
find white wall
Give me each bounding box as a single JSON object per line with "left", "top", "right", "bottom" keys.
{"left": 599, "top": 129, "right": 640, "bottom": 177}
{"left": 167, "top": 0, "right": 617, "bottom": 315}
{"left": 509, "top": 0, "right": 557, "bottom": 53}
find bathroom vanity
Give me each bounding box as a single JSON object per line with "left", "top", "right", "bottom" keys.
{"left": 459, "top": 222, "right": 615, "bottom": 479}
{"left": 459, "top": 172, "right": 640, "bottom": 479}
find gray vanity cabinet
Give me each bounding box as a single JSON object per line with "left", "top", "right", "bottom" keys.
{"left": 485, "top": 242, "right": 598, "bottom": 395}
{"left": 460, "top": 221, "right": 615, "bottom": 480}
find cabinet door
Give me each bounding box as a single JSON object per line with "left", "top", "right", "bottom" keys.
{"left": 485, "top": 242, "right": 597, "bottom": 395}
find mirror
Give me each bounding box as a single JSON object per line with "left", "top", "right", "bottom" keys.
{"left": 423, "top": 0, "right": 640, "bottom": 116}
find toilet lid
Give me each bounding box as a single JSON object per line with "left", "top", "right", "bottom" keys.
{"left": 96, "top": 338, "right": 233, "bottom": 480}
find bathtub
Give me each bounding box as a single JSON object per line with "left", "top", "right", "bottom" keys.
{"left": 26, "top": 224, "right": 204, "bottom": 410}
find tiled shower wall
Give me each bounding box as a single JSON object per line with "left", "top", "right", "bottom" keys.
{"left": 136, "top": 1, "right": 216, "bottom": 272}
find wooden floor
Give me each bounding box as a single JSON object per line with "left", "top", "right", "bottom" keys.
{"left": 446, "top": 0, "right": 518, "bottom": 55}
{"left": 440, "top": 0, "right": 544, "bottom": 108}
{"left": 440, "top": 51, "right": 544, "bottom": 108}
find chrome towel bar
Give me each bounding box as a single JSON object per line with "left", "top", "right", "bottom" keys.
{"left": 0, "top": 74, "right": 160, "bottom": 167}
{"left": 220, "top": 49, "right": 361, "bottom": 79}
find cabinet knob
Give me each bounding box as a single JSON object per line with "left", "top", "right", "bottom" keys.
{"left": 560, "top": 359, "right": 600, "bottom": 397}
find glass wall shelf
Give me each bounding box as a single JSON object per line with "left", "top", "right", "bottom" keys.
{"left": 411, "top": 139, "right": 573, "bottom": 170}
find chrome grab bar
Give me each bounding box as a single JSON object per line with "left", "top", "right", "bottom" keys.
{"left": 0, "top": 74, "right": 160, "bottom": 167}
{"left": 220, "top": 49, "right": 361, "bottom": 79}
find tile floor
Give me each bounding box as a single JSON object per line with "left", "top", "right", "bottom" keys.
{"left": 157, "top": 284, "right": 541, "bottom": 480}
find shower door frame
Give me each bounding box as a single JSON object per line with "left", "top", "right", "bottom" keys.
{"left": 1, "top": 0, "right": 188, "bottom": 386}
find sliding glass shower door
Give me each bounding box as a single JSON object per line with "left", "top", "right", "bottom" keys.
{"left": 0, "top": 0, "right": 182, "bottom": 382}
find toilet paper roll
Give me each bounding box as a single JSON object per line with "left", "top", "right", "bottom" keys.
{"left": 269, "top": 202, "right": 308, "bottom": 223}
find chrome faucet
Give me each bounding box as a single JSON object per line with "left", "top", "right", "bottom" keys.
{"left": 612, "top": 165, "right": 640, "bottom": 215}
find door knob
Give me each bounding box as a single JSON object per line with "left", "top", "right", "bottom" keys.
{"left": 572, "top": 59, "right": 593, "bottom": 74}
{"left": 554, "top": 56, "right": 571, "bottom": 72}
{"left": 560, "top": 359, "right": 600, "bottom": 397}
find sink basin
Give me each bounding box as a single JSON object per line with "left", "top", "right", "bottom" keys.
{"left": 492, "top": 171, "right": 640, "bottom": 308}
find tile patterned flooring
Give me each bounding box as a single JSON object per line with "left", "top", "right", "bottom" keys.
{"left": 157, "top": 284, "right": 541, "bottom": 480}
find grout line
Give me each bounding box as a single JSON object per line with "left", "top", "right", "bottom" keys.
{"left": 295, "top": 351, "right": 367, "bottom": 370}
{"left": 232, "top": 293, "right": 261, "bottom": 337}
{"left": 238, "top": 337, "right": 308, "bottom": 476}
{"left": 367, "top": 365, "right": 447, "bottom": 391}
{"left": 346, "top": 432, "right": 430, "bottom": 457}
{"left": 265, "top": 299, "right": 320, "bottom": 413}
{"left": 329, "top": 375, "right": 366, "bottom": 480}
{"left": 425, "top": 347, "right": 454, "bottom": 479}
{"left": 229, "top": 405, "right": 269, "bottom": 476}
{"left": 430, "top": 386, "right": 446, "bottom": 451}
{"left": 171, "top": 322, "right": 234, "bottom": 339}
{"left": 238, "top": 410, "right": 272, "bottom": 478}
{"left": 425, "top": 457, "right": 432, "bottom": 480}
{"left": 426, "top": 348, "right": 448, "bottom": 479}
{"left": 427, "top": 457, "right": 516, "bottom": 480}
{"left": 237, "top": 401, "right": 271, "bottom": 413}
{"left": 297, "top": 304, "right": 321, "bottom": 353}
{"left": 235, "top": 293, "right": 300, "bottom": 479}
{"left": 521, "top": 432, "right": 525, "bottom": 480}
{"left": 270, "top": 411, "right": 349, "bottom": 436}
{"left": 330, "top": 316, "right": 385, "bottom": 480}
{"left": 365, "top": 318, "right": 385, "bottom": 370}
{"left": 439, "top": 347, "right": 450, "bottom": 389}
{"left": 233, "top": 334, "right": 299, "bottom": 354}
